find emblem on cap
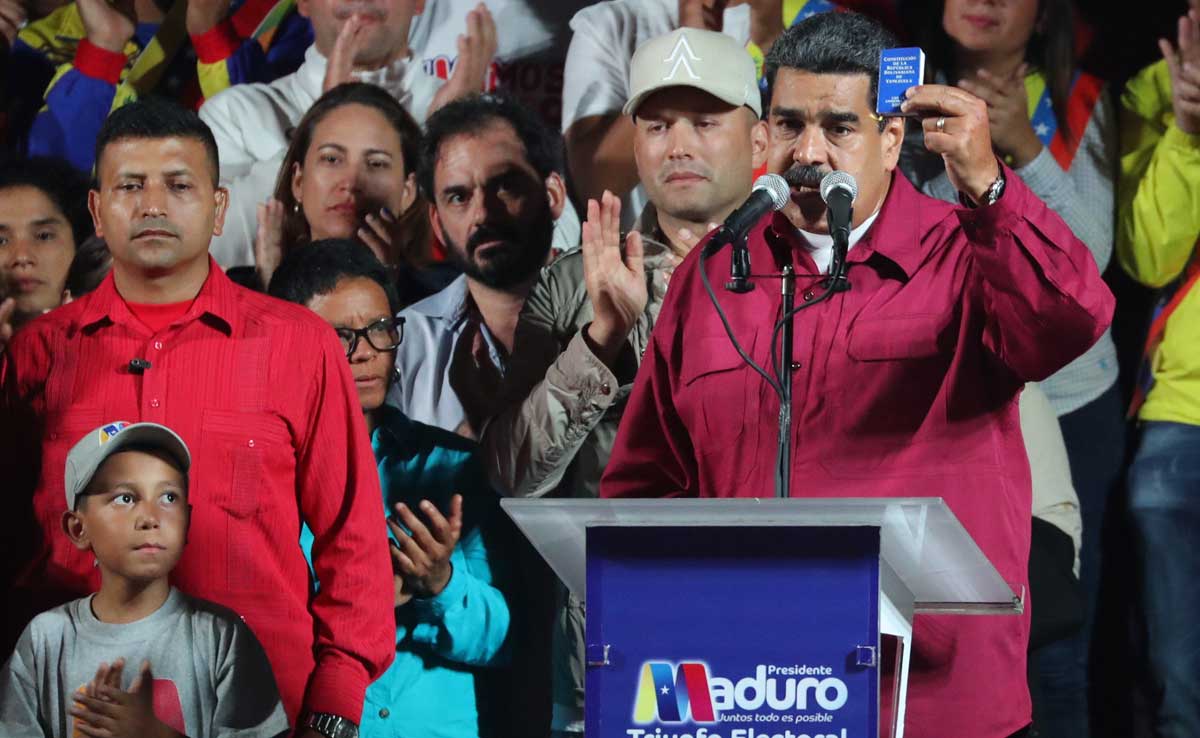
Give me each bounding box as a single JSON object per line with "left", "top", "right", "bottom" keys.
{"left": 99, "top": 422, "right": 130, "bottom": 444}
{"left": 662, "top": 34, "right": 701, "bottom": 81}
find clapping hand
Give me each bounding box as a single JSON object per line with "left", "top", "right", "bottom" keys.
{"left": 71, "top": 659, "right": 180, "bottom": 738}
{"left": 0, "top": 298, "right": 14, "bottom": 356}
{"left": 1162, "top": 6, "right": 1200, "bottom": 135}
{"left": 678, "top": 0, "right": 726, "bottom": 31}
{"left": 322, "top": 12, "right": 366, "bottom": 92}
{"left": 582, "top": 191, "right": 647, "bottom": 368}
{"left": 429, "top": 3, "right": 497, "bottom": 114}
{"left": 386, "top": 495, "right": 463, "bottom": 599}
{"left": 254, "top": 198, "right": 285, "bottom": 289}
{"left": 0, "top": 0, "right": 27, "bottom": 53}
{"left": 957, "top": 64, "right": 1043, "bottom": 168}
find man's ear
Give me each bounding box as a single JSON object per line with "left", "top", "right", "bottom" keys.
{"left": 211, "top": 187, "right": 230, "bottom": 237}
{"left": 62, "top": 509, "right": 91, "bottom": 552}
{"left": 880, "top": 116, "right": 905, "bottom": 172}
{"left": 750, "top": 119, "right": 769, "bottom": 170}
{"left": 87, "top": 190, "right": 105, "bottom": 240}
{"left": 544, "top": 172, "right": 567, "bottom": 221}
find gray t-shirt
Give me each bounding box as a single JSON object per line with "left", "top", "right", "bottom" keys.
{"left": 0, "top": 587, "right": 289, "bottom": 737}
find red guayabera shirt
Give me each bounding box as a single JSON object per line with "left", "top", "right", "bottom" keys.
{"left": 0, "top": 261, "right": 394, "bottom": 723}
{"left": 602, "top": 170, "right": 1114, "bottom": 738}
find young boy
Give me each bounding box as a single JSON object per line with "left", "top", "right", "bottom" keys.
{"left": 0, "top": 421, "right": 290, "bottom": 738}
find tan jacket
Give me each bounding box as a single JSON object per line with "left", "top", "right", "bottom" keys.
{"left": 480, "top": 206, "right": 678, "bottom": 499}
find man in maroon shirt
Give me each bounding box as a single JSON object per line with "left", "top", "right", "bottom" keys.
{"left": 0, "top": 99, "right": 393, "bottom": 738}
{"left": 601, "top": 12, "right": 1114, "bottom": 738}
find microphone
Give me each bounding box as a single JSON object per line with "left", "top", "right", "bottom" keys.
{"left": 820, "top": 170, "right": 858, "bottom": 243}
{"left": 820, "top": 171, "right": 858, "bottom": 292}
{"left": 128, "top": 358, "right": 152, "bottom": 374}
{"left": 708, "top": 174, "right": 790, "bottom": 293}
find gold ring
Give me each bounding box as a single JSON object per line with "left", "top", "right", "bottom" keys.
{"left": 935, "top": 116, "right": 946, "bottom": 133}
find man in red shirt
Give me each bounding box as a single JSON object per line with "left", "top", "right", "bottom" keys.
{"left": 601, "top": 12, "right": 1114, "bottom": 738}
{"left": 0, "top": 99, "right": 393, "bottom": 738}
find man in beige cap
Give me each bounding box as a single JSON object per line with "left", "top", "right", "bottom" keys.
{"left": 479, "top": 26, "right": 766, "bottom": 736}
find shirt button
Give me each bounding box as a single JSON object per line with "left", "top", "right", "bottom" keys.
{"left": 247, "top": 439, "right": 255, "bottom": 448}
{"left": 803, "top": 290, "right": 815, "bottom": 302}
{"left": 149, "top": 398, "right": 160, "bottom": 408}
{"left": 600, "top": 382, "right": 611, "bottom": 396}
{"left": 49, "top": 432, "right": 58, "bottom": 441}
{"left": 790, "top": 362, "right": 801, "bottom": 371}
{"left": 379, "top": 708, "right": 390, "bottom": 719}
{"left": 153, "top": 341, "right": 163, "bottom": 350}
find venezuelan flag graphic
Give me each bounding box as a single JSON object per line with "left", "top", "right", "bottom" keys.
{"left": 633, "top": 662, "right": 718, "bottom": 724}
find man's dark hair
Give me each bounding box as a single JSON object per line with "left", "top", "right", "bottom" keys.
{"left": 764, "top": 11, "right": 898, "bottom": 112}
{"left": 0, "top": 157, "right": 93, "bottom": 247}
{"left": 417, "top": 93, "right": 563, "bottom": 201}
{"left": 268, "top": 238, "right": 402, "bottom": 317}
{"left": 93, "top": 99, "right": 221, "bottom": 186}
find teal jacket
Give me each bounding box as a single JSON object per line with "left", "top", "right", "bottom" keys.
{"left": 300, "top": 405, "right": 511, "bottom": 737}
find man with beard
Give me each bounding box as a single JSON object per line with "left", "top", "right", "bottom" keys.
{"left": 602, "top": 12, "right": 1114, "bottom": 738}
{"left": 389, "top": 93, "right": 567, "bottom": 438}
{"left": 479, "top": 28, "right": 767, "bottom": 735}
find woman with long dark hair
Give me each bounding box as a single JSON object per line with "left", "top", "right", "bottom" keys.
{"left": 254, "top": 82, "right": 437, "bottom": 296}
{"left": 901, "top": 2, "right": 1121, "bottom": 737}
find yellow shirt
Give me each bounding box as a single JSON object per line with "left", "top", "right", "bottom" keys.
{"left": 1117, "top": 59, "right": 1200, "bottom": 425}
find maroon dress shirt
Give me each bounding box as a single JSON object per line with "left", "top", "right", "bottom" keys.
{"left": 602, "top": 169, "right": 1115, "bottom": 738}
{"left": 1, "top": 261, "right": 395, "bottom": 724}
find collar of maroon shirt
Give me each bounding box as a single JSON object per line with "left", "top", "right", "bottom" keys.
{"left": 762, "top": 170, "right": 927, "bottom": 280}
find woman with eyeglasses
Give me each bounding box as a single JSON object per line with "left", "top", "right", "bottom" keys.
{"left": 254, "top": 82, "right": 456, "bottom": 301}
{"left": 268, "top": 238, "right": 510, "bottom": 738}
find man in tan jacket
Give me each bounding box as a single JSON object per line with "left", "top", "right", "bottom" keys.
{"left": 478, "top": 26, "right": 767, "bottom": 735}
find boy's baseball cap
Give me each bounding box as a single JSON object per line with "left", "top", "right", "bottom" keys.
{"left": 64, "top": 422, "right": 192, "bottom": 509}
{"left": 623, "top": 27, "right": 762, "bottom": 118}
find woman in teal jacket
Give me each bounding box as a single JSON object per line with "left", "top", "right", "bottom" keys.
{"left": 270, "top": 238, "right": 511, "bottom": 738}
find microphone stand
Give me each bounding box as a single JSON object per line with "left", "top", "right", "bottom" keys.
{"left": 773, "top": 217, "right": 851, "bottom": 499}
{"left": 775, "top": 265, "right": 795, "bottom": 499}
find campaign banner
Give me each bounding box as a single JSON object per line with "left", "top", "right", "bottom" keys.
{"left": 586, "top": 526, "right": 880, "bottom": 738}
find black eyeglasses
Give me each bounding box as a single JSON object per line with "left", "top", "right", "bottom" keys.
{"left": 336, "top": 316, "right": 405, "bottom": 357}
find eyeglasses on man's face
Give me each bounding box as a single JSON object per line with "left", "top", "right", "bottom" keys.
{"left": 336, "top": 316, "right": 405, "bottom": 357}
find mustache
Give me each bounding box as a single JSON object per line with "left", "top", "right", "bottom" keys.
{"left": 132, "top": 218, "right": 181, "bottom": 239}
{"left": 781, "top": 164, "right": 828, "bottom": 189}
{"left": 467, "top": 224, "right": 520, "bottom": 253}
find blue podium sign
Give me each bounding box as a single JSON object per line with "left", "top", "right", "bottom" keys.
{"left": 586, "top": 526, "right": 881, "bottom": 738}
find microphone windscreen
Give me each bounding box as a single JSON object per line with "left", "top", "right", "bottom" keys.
{"left": 819, "top": 170, "right": 859, "bottom": 204}
{"left": 752, "top": 173, "right": 790, "bottom": 210}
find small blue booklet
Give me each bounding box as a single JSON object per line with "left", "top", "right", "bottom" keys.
{"left": 877, "top": 47, "right": 926, "bottom": 116}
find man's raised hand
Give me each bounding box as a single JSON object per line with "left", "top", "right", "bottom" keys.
{"left": 429, "top": 3, "right": 497, "bottom": 114}
{"left": 582, "top": 191, "right": 647, "bottom": 368}
{"left": 1161, "top": 7, "right": 1200, "bottom": 135}
{"left": 902, "top": 84, "right": 1001, "bottom": 205}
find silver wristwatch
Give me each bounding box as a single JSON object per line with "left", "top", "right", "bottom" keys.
{"left": 979, "top": 168, "right": 1007, "bottom": 206}
{"left": 305, "top": 712, "right": 358, "bottom": 738}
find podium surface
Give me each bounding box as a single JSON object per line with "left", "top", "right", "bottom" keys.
{"left": 502, "top": 497, "right": 1021, "bottom": 737}
{"left": 502, "top": 497, "right": 1021, "bottom": 613}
